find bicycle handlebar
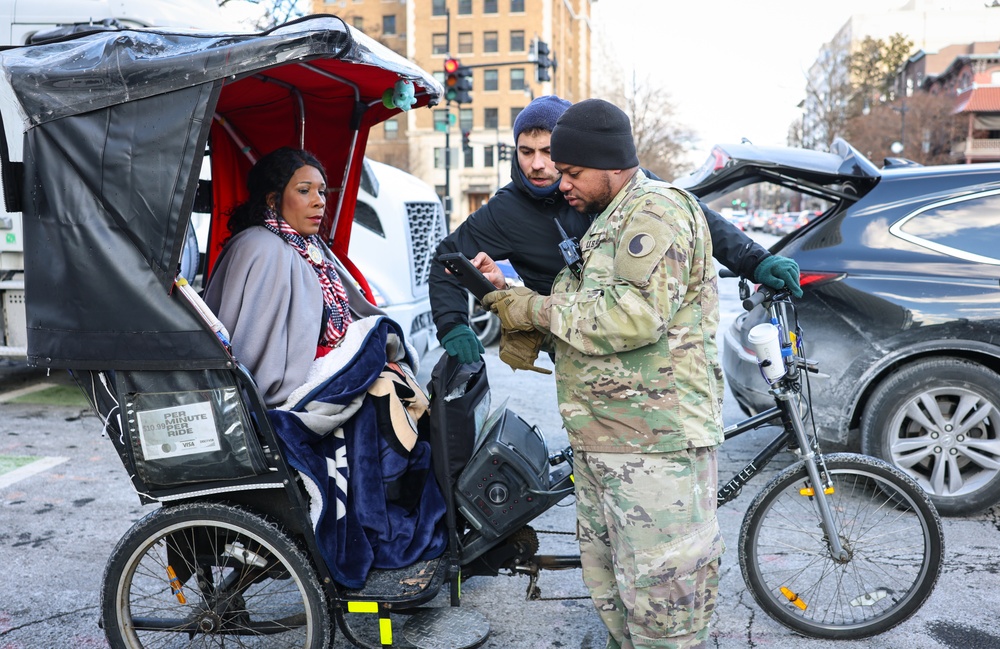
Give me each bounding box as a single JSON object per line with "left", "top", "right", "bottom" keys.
{"left": 742, "top": 287, "right": 773, "bottom": 312}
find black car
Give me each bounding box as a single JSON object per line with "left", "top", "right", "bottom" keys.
{"left": 677, "top": 138, "right": 1000, "bottom": 516}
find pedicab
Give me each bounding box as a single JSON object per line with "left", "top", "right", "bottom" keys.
{"left": 4, "top": 15, "right": 576, "bottom": 648}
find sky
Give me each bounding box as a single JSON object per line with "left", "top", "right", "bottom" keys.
{"left": 591, "top": 0, "right": 915, "bottom": 168}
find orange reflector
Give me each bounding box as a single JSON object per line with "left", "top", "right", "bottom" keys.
{"left": 166, "top": 565, "right": 187, "bottom": 605}
{"left": 780, "top": 586, "right": 808, "bottom": 611}
{"left": 799, "top": 485, "right": 834, "bottom": 497}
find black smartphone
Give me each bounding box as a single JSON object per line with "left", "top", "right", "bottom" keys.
{"left": 437, "top": 252, "right": 499, "bottom": 300}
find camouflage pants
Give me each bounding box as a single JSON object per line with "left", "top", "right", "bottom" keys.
{"left": 574, "top": 447, "right": 724, "bottom": 649}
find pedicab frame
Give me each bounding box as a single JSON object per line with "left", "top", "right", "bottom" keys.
{"left": 0, "top": 15, "right": 499, "bottom": 648}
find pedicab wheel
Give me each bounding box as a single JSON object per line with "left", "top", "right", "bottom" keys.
{"left": 101, "top": 502, "right": 332, "bottom": 649}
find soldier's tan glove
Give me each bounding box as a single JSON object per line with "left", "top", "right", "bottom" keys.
{"left": 498, "top": 328, "right": 552, "bottom": 375}
{"left": 482, "top": 287, "right": 539, "bottom": 332}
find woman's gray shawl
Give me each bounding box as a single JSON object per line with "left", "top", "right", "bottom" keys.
{"left": 203, "top": 226, "right": 381, "bottom": 406}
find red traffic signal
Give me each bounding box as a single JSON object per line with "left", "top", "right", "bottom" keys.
{"left": 444, "top": 59, "right": 472, "bottom": 104}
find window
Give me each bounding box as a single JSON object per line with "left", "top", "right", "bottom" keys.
{"left": 432, "top": 33, "right": 448, "bottom": 55}
{"left": 510, "top": 106, "right": 523, "bottom": 126}
{"left": 483, "top": 31, "right": 498, "bottom": 53}
{"left": 382, "top": 15, "right": 396, "bottom": 35}
{"left": 891, "top": 191, "right": 1000, "bottom": 264}
{"left": 435, "top": 147, "right": 457, "bottom": 169}
{"left": 510, "top": 30, "right": 524, "bottom": 52}
{"left": 484, "top": 107, "right": 498, "bottom": 129}
{"left": 384, "top": 119, "right": 398, "bottom": 140}
{"left": 458, "top": 0, "right": 472, "bottom": 14}
{"left": 352, "top": 16, "right": 364, "bottom": 30}
{"left": 353, "top": 201, "right": 384, "bottom": 237}
{"left": 433, "top": 110, "right": 450, "bottom": 133}
{"left": 484, "top": 0, "right": 498, "bottom": 13}
{"left": 483, "top": 69, "right": 498, "bottom": 91}
{"left": 432, "top": 0, "right": 447, "bottom": 16}
{"left": 510, "top": 0, "right": 524, "bottom": 11}
{"left": 459, "top": 108, "right": 474, "bottom": 133}
{"left": 463, "top": 145, "right": 474, "bottom": 167}
{"left": 458, "top": 32, "right": 473, "bottom": 55}
{"left": 484, "top": 145, "right": 495, "bottom": 168}
{"left": 510, "top": 68, "right": 525, "bottom": 91}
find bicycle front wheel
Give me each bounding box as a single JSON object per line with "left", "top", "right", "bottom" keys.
{"left": 739, "top": 452, "right": 943, "bottom": 639}
{"left": 101, "top": 502, "right": 332, "bottom": 649}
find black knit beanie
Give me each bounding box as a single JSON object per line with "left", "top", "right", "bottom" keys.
{"left": 550, "top": 98, "right": 639, "bottom": 169}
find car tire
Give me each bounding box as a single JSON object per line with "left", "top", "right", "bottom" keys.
{"left": 468, "top": 293, "right": 501, "bottom": 347}
{"left": 861, "top": 357, "right": 1000, "bottom": 516}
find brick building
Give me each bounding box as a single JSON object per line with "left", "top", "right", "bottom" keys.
{"left": 310, "top": 0, "right": 594, "bottom": 226}
{"left": 906, "top": 42, "right": 1000, "bottom": 163}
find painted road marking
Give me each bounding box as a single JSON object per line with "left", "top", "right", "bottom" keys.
{"left": 0, "top": 382, "right": 58, "bottom": 403}
{"left": 0, "top": 456, "right": 69, "bottom": 490}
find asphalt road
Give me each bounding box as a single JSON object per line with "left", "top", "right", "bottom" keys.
{"left": 2, "top": 258, "right": 1000, "bottom": 648}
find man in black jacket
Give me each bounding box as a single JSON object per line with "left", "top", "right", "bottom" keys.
{"left": 430, "top": 95, "right": 800, "bottom": 363}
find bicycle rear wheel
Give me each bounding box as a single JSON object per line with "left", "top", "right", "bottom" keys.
{"left": 738, "top": 452, "right": 943, "bottom": 639}
{"left": 101, "top": 501, "right": 331, "bottom": 648}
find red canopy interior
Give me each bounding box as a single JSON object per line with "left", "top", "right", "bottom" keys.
{"left": 206, "top": 58, "right": 419, "bottom": 301}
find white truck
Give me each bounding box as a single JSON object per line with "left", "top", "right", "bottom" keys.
{"left": 0, "top": 0, "right": 445, "bottom": 359}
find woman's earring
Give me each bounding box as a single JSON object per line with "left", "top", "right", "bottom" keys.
{"left": 265, "top": 204, "right": 277, "bottom": 221}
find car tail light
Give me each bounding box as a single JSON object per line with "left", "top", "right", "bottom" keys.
{"left": 798, "top": 271, "right": 844, "bottom": 288}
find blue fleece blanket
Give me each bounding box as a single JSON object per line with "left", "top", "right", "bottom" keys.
{"left": 267, "top": 316, "right": 446, "bottom": 589}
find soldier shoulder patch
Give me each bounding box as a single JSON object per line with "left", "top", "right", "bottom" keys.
{"left": 627, "top": 232, "right": 656, "bottom": 257}
{"left": 614, "top": 211, "right": 676, "bottom": 286}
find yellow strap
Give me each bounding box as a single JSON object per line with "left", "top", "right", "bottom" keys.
{"left": 379, "top": 616, "right": 393, "bottom": 645}
{"left": 347, "top": 601, "right": 380, "bottom": 614}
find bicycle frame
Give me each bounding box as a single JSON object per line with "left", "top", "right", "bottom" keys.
{"left": 716, "top": 283, "right": 849, "bottom": 561}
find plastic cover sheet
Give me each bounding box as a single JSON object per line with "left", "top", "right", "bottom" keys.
{"left": 117, "top": 369, "right": 268, "bottom": 489}
{"left": 0, "top": 15, "right": 441, "bottom": 129}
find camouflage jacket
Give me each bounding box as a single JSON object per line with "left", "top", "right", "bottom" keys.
{"left": 532, "top": 171, "right": 724, "bottom": 453}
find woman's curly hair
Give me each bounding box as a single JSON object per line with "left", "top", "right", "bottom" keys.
{"left": 227, "top": 147, "right": 327, "bottom": 236}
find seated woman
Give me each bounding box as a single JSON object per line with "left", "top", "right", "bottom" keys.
{"left": 204, "top": 147, "right": 381, "bottom": 407}
{"left": 204, "top": 147, "right": 445, "bottom": 588}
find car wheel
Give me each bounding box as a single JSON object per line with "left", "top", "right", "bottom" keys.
{"left": 861, "top": 357, "right": 1000, "bottom": 516}
{"left": 468, "top": 293, "right": 501, "bottom": 346}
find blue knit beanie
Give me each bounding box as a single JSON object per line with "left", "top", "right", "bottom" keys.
{"left": 513, "top": 95, "right": 572, "bottom": 142}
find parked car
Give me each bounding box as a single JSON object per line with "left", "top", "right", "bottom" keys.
{"left": 725, "top": 210, "right": 749, "bottom": 230}
{"left": 748, "top": 210, "right": 770, "bottom": 231}
{"left": 762, "top": 211, "right": 786, "bottom": 235}
{"left": 676, "top": 138, "right": 1000, "bottom": 516}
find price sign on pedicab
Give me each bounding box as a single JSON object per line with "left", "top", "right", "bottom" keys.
{"left": 136, "top": 401, "right": 220, "bottom": 460}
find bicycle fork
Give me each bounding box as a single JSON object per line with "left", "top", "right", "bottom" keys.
{"left": 779, "top": 391, "right": 850, "bottom": 563}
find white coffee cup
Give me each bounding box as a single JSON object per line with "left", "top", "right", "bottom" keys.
{"left": 747, "top": 322, "right": 785, "bottom": 383}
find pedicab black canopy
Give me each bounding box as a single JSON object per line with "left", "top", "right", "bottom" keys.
{"left": 0, "top": 15, "right": 441, "bottom": 370}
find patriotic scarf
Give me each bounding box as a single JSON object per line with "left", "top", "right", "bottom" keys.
{"left": 263, "top": 214, "right": 352, "bottom": 347}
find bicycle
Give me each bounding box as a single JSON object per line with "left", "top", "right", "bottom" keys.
{"left": 716, "top": 279, "right": 944, "bottom": 639}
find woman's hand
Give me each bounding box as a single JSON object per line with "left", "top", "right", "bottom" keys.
{"left": 471, "top": 252, "right": 507, "bottom": 289}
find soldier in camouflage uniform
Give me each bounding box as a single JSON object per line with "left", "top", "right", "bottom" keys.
{"left": 483, "top": 98, "right": 725, "bottom": 649}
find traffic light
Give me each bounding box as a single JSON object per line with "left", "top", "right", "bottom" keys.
{"left": 444, "top": 58, "right": 472, "bottom": 104}
{"left": 462, "top": 131, "right": 471, "bottom": 152}
{"left": 498, "top": 143, "right": 512, "bottom": 161}
{"left": 535, "top": 39, "right": 551, "bottom": 82}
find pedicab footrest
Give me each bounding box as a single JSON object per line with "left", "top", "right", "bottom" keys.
{"left": 342, "top": 556, "right": 446, "bottom": 603}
